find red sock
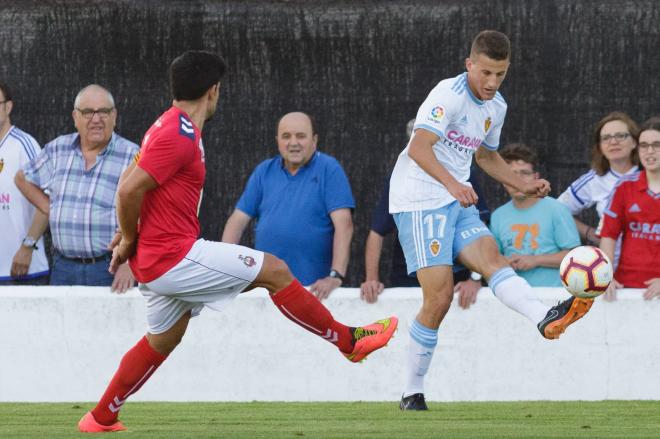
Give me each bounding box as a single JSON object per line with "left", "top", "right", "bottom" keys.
{"left": 270, "top": 279, "right": 354, "bottom": 353}
{"left": 91, "top": 336, "right": 167, "bottom": 425}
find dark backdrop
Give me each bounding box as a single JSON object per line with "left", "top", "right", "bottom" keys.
{"left": 1, "top": 0, "right": 658, "bottom": 286}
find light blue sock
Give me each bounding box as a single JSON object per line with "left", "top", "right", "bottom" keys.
{"left": 403, "top": 318, "right": 438, "bottom": 397}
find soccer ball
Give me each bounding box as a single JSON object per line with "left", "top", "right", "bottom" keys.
{"left": 559, "top": 246, "right": 612, "bottom": 298}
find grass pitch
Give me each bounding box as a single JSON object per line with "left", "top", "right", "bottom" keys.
{"left": 2, "top": 401, "right": 660, "bottom": 438}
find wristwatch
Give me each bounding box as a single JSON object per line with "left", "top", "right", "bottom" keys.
{"left": 329, "top": 269, "right": 345, "bottom": 285}
{"left": 470, "top": 271, "right": 483, "bottom": 282}
{"left": 21, "top": 236, "right": 38, "bottom": 250}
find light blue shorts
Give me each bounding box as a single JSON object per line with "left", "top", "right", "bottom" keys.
{"left": 393, "top": 201, "right": 491, "bottom": 274}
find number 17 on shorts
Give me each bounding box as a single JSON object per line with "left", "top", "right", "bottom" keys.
{"left": 394, "top": 204, "right": 460, "bottom": 273}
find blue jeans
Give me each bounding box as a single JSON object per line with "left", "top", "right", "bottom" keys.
{"left": 50, "top": 252, "right": 114, "bottom": 286}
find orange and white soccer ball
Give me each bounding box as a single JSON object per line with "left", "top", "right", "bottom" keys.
{"left": 559, "top": 246, "right": 613, "bottom": 298}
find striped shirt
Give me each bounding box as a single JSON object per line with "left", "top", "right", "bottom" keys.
{"left": 23, "top": 132, "right": 139, "bottom": 258}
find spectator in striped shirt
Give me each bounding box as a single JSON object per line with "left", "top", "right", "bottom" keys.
{"left": 14, "top": 84, "right": 139, "bottom": 292}
{"left": 0, "top": 81, "right": 49, "bottom": 285}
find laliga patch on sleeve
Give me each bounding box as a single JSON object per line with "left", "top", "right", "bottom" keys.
{"left": 428, "top": 105, "right": 445, "bottom": 122}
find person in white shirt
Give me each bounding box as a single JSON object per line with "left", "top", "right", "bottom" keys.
{"left": 557, "top": 112, "right": 639, "bottom": 265}
{"left": 0, "top": 82, "right": 49, "bottom": 285}
{"left": 391, "top": 31, "right": 594, "bottom": 411}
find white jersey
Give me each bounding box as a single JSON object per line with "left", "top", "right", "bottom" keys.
{"left": 557, "top": 166, "right": 639, "bottom": 219}
{"left": 0, "top": 126, "right": 49, "bottom": 280}
{"left": 557, "top": 166, "right": 637, "bottom": 267}
{"left": 389, "top": 73, "right": 507, "bottom": 213}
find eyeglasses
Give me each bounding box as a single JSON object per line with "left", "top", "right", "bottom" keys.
{"left": 600, "top": 132, "right": 630, "bottom": 143}
{"left": 638, "top": 142, "right": 660, "bottom": 152}
{"left": 76, "top": 107, "right": 114, "bottom": 120}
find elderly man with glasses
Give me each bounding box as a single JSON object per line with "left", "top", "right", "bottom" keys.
{"left": 15, "top": 84, "right": 139, "bottom": 291}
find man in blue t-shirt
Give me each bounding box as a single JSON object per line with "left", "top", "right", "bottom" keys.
{"left": 222, "top": 112, "right": 355, "bottom": 299}
{"left": 490, "top": 143, "right": 580, "bottom": 286}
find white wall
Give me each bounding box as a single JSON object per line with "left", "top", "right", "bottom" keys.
{"left": 1, "top": 286, "right": 658, "bottom": 402}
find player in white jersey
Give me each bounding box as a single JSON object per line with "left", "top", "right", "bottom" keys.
{"left": 390, "top": 31, "right": 595, "bottom": 411}
{"left": 0, "top": 82, "right": 49, "bottom": 284}
{"left": 557, "top": 111, "right": 640, "bottom": 270}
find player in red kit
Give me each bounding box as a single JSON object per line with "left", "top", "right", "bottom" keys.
{"left": 78, "top": 50, "right": 398, "bottom": 433}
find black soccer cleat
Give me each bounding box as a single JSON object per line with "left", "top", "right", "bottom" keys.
{"left": 537, "top": 296, "right": 593, "bottom": 340}
{"left": 400, "top": 393, "right": 428, "bottom": 411}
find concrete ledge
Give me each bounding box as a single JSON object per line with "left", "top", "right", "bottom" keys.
{"left": 1, "top": 286, "right": 658, "bottom": 402}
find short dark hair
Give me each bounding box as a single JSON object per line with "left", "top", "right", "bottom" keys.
{"left": 0, "top": 82, "right": 12, "bottom": 102}
{"left": 499, "top": 143, "right": 539, "bottom": 168}
{"left": 276, "top": 112, "right": 317, "bottom": 136}
{"left": 590, "top": 111, "right": 640, "bottom": 176}
{"left": 169, "top": 50, "right": 227, "bottom": 101}
{"left": 639, "top": 116, "right": 660, "bottom": 133}
{"left": 470, "top": 30, "right": 511, "bottom": 61}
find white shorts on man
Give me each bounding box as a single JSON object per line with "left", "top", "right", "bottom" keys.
{"left": 140, "top": 239, "right": 265, "bottom": 334}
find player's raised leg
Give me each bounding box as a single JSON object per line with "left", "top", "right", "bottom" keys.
{"left": 79, "top": 312, "right": 192, "bottom": 432}
{"left": 251, "top": 253, "right": 397, "bottom": 362}
{"left": 457, "top": 235, "right": 593, "bottom": 339}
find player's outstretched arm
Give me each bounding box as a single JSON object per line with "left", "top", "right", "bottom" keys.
{"left": 475, "top": 147, "right": 550, "bottom": 197}
{"left": 409, "top": 128, "right": 478, "bottom": 207}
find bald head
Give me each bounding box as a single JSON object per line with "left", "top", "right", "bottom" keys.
{"left": 74, "top": 84, "right": 115, "bottom": 109}
{"left": 276, "top": 112, "right": 318, "bottom": 173}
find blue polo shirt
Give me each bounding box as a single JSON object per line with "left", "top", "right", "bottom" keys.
{"left": 236, "top": 151, "right": 355, "bottom": 285}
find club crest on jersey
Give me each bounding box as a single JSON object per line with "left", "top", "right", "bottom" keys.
{"left": 429, "top": 239, "right": 441, "bottom": 257}
{"left": 179, "top": 115, "right": 195, "bottom": 140}
{"left": 429, "top": 105, "right": 445, "bottom": 121}
{"left": 0, "top": 158, "right": 4, "bottom": 174}
{"left": 238, "top": 254, "right": 257, "bottom": 267}
{"left": 484, "top": 117, "right": 492, "bottom": 132}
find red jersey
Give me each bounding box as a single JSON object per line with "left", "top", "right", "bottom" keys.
{"left": 129, "top": 107, "right": 206, "bottom": 283}
{"left": 600, "top": 171, "right": 660, "bottom": 287}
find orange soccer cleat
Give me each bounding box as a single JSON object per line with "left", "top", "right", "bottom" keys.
{"left": 537, "top": 296, "right": 594, "bottom": 340}
{"left": 343, "top": 316, "right": 398, "bottom": 363}
{"left": 78, "top": 411, "right": 127, "bottom": 433}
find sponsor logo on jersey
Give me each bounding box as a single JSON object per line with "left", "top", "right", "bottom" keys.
{"left": 239, "top": 254, "right": 257, "bottom": 267}
{"left": 0, "top": 192, "right": 10, "bottom": 210}
{"left": 484, "top": 117, "right": 492, "bottom": 132}
{"left": 429, "top": 239, "right": 441, "bottom": 256}
{"left": 429, "top": 105, "right": 445, "bottom": 121}
{"left": 629, "top": 222, "right": 660, "bottom": 238}
{"left": 446, "top": 130, "right": 483, "bottom": 150}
